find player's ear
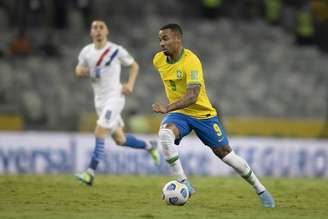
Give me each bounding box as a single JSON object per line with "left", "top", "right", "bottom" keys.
{"left": 176, "top": 36, "right": 182, "bottom": 44}
{"left": 175, "top": 32, "right": 182, "bottom": 42}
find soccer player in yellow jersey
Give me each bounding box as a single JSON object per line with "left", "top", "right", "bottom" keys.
{"left": 152, "top": 24, "right": 275, "bottom": 208}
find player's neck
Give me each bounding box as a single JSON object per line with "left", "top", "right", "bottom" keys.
{"left": 94, "top": 40, "right": 107, "bottom": 50}
{"left": 168, "top": 47, "right": 184, "bottom": 63}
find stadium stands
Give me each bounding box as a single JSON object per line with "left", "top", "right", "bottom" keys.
{"left": 0, "top": 0, "right": 326, "bottom": 133}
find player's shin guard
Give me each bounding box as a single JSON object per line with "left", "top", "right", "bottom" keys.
{"left": 89, "top": 138, "right": 105, "bottom": 171}
{"left": 159, "top": 128, "right": 186, "bottom": 181}
{"left": 222, "top": 151, "right": 265, "bottom": 194}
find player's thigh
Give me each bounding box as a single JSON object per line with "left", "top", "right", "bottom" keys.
{"left": 97, "top": 97, "right": 125, "bottom": 132}
{"left": 161, "top": 113, "right": 192, "bottom": 145}
{"left": 192, "top": 116, "right": 229, "bottom": 148}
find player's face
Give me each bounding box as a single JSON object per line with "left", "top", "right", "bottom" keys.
{"left": 159, "top": 29, "right": 181, "bottom": 57}
{"left": 90, "top": 21, "right": 109, "bottom": 43}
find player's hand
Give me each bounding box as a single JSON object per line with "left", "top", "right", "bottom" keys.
{"left": 75, "top": 66, "right": 89, "bottom": 77}
{"left": 152, "top": 102, "right": 169, "bottom": 114}
{"left": 122, "top": 84, "right": 133, "bottom": 96}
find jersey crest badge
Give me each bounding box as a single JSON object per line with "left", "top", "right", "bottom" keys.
{"left": 176, "top": 70, "right": 183, "bottom": 79}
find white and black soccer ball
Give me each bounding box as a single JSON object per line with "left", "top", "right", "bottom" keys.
{"left": 162, "top": 180, "right": 189, "bottom": 206}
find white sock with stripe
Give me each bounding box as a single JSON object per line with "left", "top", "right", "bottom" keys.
{"left": 159, "top": 128, "right": 187, "bottom": 181}
{"left": 222, "top": 151, "right": 265, "bottom": 194}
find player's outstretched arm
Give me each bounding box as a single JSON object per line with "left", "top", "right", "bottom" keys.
{"left": 122, "top": 61, "right": 139, "bottom": 96}
{"left": 152, "top": 84, "right": 200, "bottom": 114}
{"left": 75, "top": 65, "right": 89, "bottom": 77}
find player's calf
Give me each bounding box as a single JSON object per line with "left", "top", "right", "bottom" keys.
{"left": 220, "top": 150, "right": 276, "bottom": 207}
{"left": 159, "top": 128, "right": 187, "bottom": 182}
{"left": 74, "top": 137, "right": 104, "bottom": 186}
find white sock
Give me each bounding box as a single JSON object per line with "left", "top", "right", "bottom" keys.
{"left": 159, "top": 128, "right": 187, "bottom": 181}
{"left": 170, "top": 159, "right": 187, "bottom": 182}
{"left": 222, "top": 151, "right": 265, "bottom": 194}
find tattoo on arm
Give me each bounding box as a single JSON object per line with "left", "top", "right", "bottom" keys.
{"left": 167, "top": 84, "right": 200, "bottom": 112}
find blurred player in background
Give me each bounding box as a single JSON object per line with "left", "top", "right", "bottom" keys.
{"left": 152, "top": 23, "right": 275, "bottom": 208}
{"left": 75, "top": 20, "right": 160, "bottom": 186}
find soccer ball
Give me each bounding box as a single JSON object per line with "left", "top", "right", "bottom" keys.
{"left": 162, "top": 180, "right": 189, "bottom": 206}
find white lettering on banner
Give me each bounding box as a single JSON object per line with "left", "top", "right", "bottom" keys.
{"left": 0, "top": 132, "right": 327, "bottom": 177}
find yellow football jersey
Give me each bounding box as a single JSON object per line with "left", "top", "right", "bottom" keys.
{"left": 153, "top": 48, "right": 217, "bottom": 119}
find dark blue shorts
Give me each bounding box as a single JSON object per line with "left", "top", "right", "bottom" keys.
{"left": 161, "top": 112, "right": 229, "bottom": 148}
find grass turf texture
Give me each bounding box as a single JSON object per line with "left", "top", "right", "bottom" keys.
{"left": 0, "top": 175, "right": 327, "bottom": 219}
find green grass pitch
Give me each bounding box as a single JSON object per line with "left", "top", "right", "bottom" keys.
{"left": 0, "top": 175, "right": 327, "bottom": 219}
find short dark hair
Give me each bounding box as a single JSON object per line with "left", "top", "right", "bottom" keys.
{"left": 160, "top": 23, "right": 183, "bottom": 38}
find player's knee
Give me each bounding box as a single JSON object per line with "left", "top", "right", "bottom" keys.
{"left": 159, "top": 128, "right": 175, "bottom": 144}
{"left": 159, "top": 128, "right": 178, "bottom": 161}
{"left": 113, "top": 135, "right": 126, "bottom": 145}
{"left": 95, "top": 126, "right": 108, "bottom": 139}
{"left": 212, "top": 145, "right": 232, "bottom": 159}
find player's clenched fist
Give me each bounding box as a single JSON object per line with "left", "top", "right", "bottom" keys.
{"left": 122, "top": 84, "right": 133, "bottom": 96}
{"left": 152, "top": 102, "right": 168, "bottom": 114}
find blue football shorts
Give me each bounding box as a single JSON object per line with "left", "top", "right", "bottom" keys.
{"left": 160, "top": 112, "right": 229, "bottom": 148}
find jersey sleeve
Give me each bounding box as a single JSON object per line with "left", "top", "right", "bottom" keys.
{"left": 152, "top": 52, "right": 160, "bottom": 70}
{"left": 185, "top": 54, "right": 203, "bottom": 85}
{"left": 118, "top": 46, "right": 135, "bottom": 66}
{"left": 77, "top": 46, "right": 88, "bottom": 67}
